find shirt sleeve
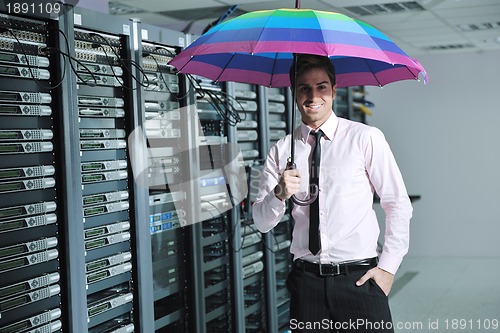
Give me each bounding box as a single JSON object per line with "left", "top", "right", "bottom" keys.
{"left": 364, "top": 127, "right": 412, "bottom": 275}
{"left": 252, "top": 144, "right": 287, "bottom": 233}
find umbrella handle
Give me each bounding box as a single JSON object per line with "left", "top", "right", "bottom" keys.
{"left": 286, "top": 161, "right": 319, "bottom": 206}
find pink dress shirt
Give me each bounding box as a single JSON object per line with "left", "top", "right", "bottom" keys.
{"left": 252, "top": 112, "right": 412, "bottom": 274}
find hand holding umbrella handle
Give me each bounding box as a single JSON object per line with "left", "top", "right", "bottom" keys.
{"left": 286, "top": 161, "right": 318, "bottom": 206}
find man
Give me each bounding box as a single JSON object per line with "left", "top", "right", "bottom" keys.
{"left": 252, "top": 54, "right": 412, "bottom": 332}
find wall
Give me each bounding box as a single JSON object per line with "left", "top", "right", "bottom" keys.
{"left": 366, "top": 50, "right": 500, "bottom": 257}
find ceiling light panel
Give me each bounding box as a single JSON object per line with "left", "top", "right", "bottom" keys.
{"left": 432, "top": 4, "right": 500, "bottom": 19}
{"left": 109, "top": 1, "right": 145, "bottom": 15}
{"left": 421, "top": 43, "right": 475, "bottom": 51}
{"left": 457, "top": 22, "right": 500, "bottom": 32}
{"left": 111, "top": 0, "right": 223, "bottom": 12}
{"left": 344, "top": 1, "right": 425, "bottom": 16}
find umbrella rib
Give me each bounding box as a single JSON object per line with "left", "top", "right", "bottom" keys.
{"left": 313, "top": 10, "right": 329, "bottom": 56}
{"left": 403, "top": 63, "right": 419, "bottom": 81}
{"left": 214, "top": 53, "right": 237, "bottom": 83}
{"left": 175, "top": 57, "right": 190, "bottom": 74}
{"left": 269, "top": 53, "right": 278, "bottom": 87}
{"left": 363, "top": 58, "right": 383, "bottom": 87}
{"left": 251, "top": 11, "right": 276, "bottom": 54}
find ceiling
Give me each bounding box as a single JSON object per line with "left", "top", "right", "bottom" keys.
{"left": 106, "top": 0, "right": 500, "bottom": 56}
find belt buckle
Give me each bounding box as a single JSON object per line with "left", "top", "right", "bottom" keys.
{"left": 319, "top": 263, "right": 340, "bottom": 276}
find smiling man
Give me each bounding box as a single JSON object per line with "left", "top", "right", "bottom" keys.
{"left": 253, "top": 54, "right": 412, "bottom": 332}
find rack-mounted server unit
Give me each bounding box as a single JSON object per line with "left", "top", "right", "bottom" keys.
{"left": 139, "top": 31, "right": 192, "bottom": 331}
{"left": 0, "top": 12, "right": 63, "bottom": 333}
{"left": 72, "top": 15, "right": 136, "bottom": 332}
{"left": 194, "top": 78, "right": 234, "bottom": 333}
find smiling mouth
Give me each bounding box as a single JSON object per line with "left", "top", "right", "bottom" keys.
{"left": 306, "top": 103, "right": 323, "bottom": 110}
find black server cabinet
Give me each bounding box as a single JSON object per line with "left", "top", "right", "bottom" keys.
{"left": 231, "top": 82, "right": 268, "bottom": 332}
{"left": 71, "top": 11, "right": 137, "bottom": 333}
{"left": 137, "top": 23, "right": 193, "bottom": 332}
{"left": 0, "top": 12, "right": 62, "bottom": 333}
{"left": 234, "top": 82, "right": 260, "bottom": 166}
{"left": 194, "top": 78, "right": 235, "bottom": 333}
{"left": 267, "top": 88, "right": 288, "bottom": 147}
{"left": 265, "top": 87, "right": 294, "bottom": 333}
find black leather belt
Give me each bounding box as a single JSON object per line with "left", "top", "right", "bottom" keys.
{"left": 294, "top": 257, "right": 378, "bottom": 276}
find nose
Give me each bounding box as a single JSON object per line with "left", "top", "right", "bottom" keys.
{"left": 307, "top": 88, "right": 320, "bottom": 100}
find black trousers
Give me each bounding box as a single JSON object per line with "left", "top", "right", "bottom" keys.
{"left": 286, "top": 265, "right": 394, "bottom": 333}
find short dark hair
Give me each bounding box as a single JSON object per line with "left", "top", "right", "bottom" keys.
{"left": 289, "top": 54, "right": 336, "bottom": 88}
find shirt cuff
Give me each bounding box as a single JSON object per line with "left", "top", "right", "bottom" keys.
{"left": 267, "top": 190, "right": 286, "bottom": 208}
{"left": 377, "top": 252, "right": 403, "bottom": 275}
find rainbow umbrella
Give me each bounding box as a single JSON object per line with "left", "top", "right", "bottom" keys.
{"left": 169, "top": 8, "right": 428, "bottom": 88}
{"left": 169, "top": 6, "right": 427, "bottom": 205}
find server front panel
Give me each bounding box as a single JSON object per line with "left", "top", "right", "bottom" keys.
{"left": 141, "top": 40, "right": 192, "bottom": 332}
{"left": 74, "top": 27, "right": 135, "bottom": 332}
{"left": 0, "top": 13, "right": 62, "bottom": 333}
{"left": 196, "top": 78, "right": 234, "bottom": 332}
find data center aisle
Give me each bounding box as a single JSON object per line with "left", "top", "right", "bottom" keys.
{"left": 0, "top": 4, "right": 378, "bottom": 332}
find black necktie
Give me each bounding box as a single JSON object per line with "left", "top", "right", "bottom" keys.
{"left": 309, "top": 130, "right": 323, "bottom": 255}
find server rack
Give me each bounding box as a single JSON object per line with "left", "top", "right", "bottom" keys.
{"left": 234, "top": 83, "right": 260, "bottom": 167}
{"left": 273, "top": 214, "right": 293, "bottom": 332}
{"left": 192, "top": 77, "right": 236, "bottom": 333}
{"left": 137, "top": 22, "right": 193, "bottom": 332}
{"left": 264, "top": 87, "right": 295, "bottom": 332}
{"left": 267, "top": 88, "right": 288, "bottom": 147}
{"left": 71, "top": 8, "right": 139, "bottom": 332}
{"left": 0, "top": 12, "right": 63, "bottom": 333}
{"left": 231, "top": 82, "right": 268, "bottom": 332}
{"left": 335, "top": 86, "right": 368, "bottom": 124}
{"left": 350, "top": 86, "right": 369, "bottom": 124}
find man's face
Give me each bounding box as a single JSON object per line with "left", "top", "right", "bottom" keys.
{"left": 296, "top": 67, "right": 337, "bottom": 129}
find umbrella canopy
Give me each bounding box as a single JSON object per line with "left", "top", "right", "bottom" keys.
{"left": 169, "top": 8, "right": 428, "bottom": 88}
{"left": 169, "top": 7, "right": 428, "bottom": 205}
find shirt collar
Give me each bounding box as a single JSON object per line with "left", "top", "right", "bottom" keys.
{"left": 299, "top": 111, "right": 339, "bottom": 142}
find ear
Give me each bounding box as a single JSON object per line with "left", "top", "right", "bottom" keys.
{"left": 332, "top": 84, "right": 337, "bottom": 99}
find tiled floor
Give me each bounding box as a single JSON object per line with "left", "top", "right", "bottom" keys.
{"left": 388, "top": 257, "right": 500, "bottom": 333}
